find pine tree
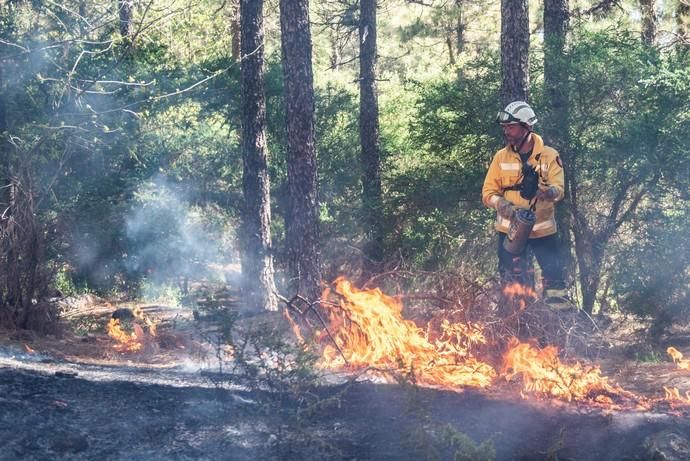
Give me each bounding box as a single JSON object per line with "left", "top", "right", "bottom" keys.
{"left": 240, "top": 0, "right": 278, "bottom": 311}
{"left": 279, "top": 0, "right": 321, "bottom": 301}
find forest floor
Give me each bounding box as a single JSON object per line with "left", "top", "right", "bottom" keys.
{"left": 1, "top": 289, "right": 690, "bottom": 461}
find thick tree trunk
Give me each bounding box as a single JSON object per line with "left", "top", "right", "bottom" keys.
{"left": 359, "top": 0, "right": 383, "bottom": 269}
{"left": 240, "top": 0, "right": 278, "bottom": 311}
{"left": 500, "top": 0, "right": 530, "bottom": 106}
{"left": 0, "top": 43, "right": 13, "bottom": 320}
{"left": 543, "top": 0, "right": 569, "bottom": 142}
{"left": 543, "top": 0, "right": 573, "bottom": 287}
{"left": 0, "top": 61, "right": 7, "bottom": 209}
{"left": 639, "top": 0, "right": 657, "bottom": 45}
{"left": 118, "top": 0, "right": 135, "bottom": 40}
{"left": 279, "top": 0, "right": 321, "bottom": 301}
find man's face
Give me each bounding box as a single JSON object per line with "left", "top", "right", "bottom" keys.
{"left": 501, "top": 123, "right": 529, "bottom": 146}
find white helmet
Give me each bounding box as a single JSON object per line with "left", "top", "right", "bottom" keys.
{"left": 496, "top": 101, "right": 538, "bottom": 127}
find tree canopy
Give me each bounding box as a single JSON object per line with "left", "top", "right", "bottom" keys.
{"left": 0, "top": 0, "right": 688, "bottom": 331}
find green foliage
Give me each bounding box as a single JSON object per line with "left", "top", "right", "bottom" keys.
{"left": 565, "top": 26, "right": 690, "bottom": 317}
{"left": 382, "top": 55, "right": 501, "bottom": 269}
{"left": 52, "top": 266, "right": 83, "bottom": 298}
{"left": 1, "top": 0, "right": 688, "bottom": 332}
{"left": 441, "top": 424, "right": 496, "bottom": 461}
{"left": 138, "top": 280, "right": 183, "bottom": 306}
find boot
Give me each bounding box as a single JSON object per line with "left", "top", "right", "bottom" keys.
{"left": 543, "top": 287, "right": 573, "bottom": 311}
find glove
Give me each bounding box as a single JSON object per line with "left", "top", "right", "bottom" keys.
{"left": 536, "top": 185, "right": 560, "bottom": 202}
{"left": 496, "top": 197, "right": 516, "bottom": 220}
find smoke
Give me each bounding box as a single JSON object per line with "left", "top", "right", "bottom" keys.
{"left": 124, "top": 175, "right": 238, "bottom": 297}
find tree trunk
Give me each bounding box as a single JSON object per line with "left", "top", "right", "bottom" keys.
{"left": 118, "top": 0, "right": 135, "bottom": 40}
{"left": 231, "top": 0, "right": 241, "bottom": 61}
{"left": 240, "top": 0, "right": 278, "bottom": 311}
{"left": 543, "top": 0, "right": 573, "bottom": 287}
{"left": 79, "top": 1, "right": 87, "bottom": 37}
{"left": 446, "top": 35, "right": 456, "bottom": 66}
{"left": 639, "top": 0, "right": 657, "bottom": 45}
{"left": 279, "top": 0, "right": 321, "bottom": 301}
{"left": 0, "top": 58, "right": 7, "bottom": 211}
{"left": 543, "top": 0, "right": 569, "bottom": 143}
{"left": 500, "top": 0, "right": 530, "bottom": 106}
{"left": 0, "top": 27, "right": 14, "bottom": 322}
{"left": 677, "top": 0, "right": 690, "bottom": 46}
{"left": 359, "top": 0, "right": 384, "bottom": 269}
{"left": 455, "top": 0, "right": 465, "bottom": 56}
{"left": 573, "top": 232, "right": 604, "bottom": 315}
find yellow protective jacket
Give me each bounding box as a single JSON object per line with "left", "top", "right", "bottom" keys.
{"left": 481, "top": 133, "right": 564, "bottom": 238}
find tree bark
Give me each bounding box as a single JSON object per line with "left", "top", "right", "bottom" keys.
{"left": 240, "top": 0, "right": 278, "bottom": 311}
{"left": 118, "top": 0, "right": 136, "bottom": 40}
{"left": 455, "top": 0, "right": 465, "bottom": 56}
{"left": 0, "top": 14, "right": 14, "bottom": 321}
{"left": 279, "top": 0, "right": 321, "bottom": 301}
{"left": 544, "top": 0, "right": 569, "bottom": 142}
{"left": 79, "top": 1, "right": 87, "bottom": 37}
{"left": 500, "top": 0, "right": 530, "bottom": 106}
{"left": 676, "top": 0, "right": 689, "bottom": 46}
{"left": 359, "top": 0, "right": 384, "bottom": 269}
{"left": 543, "top": 0, "right": 573, "bottom": 287}
{"left": 639, "top": 0, "right": 657, "bottom": 45}
{"left": 0, "top": 57, "right": 7, "bottom": 210}
{"left": 231, "top": 0, "right": 241, "bottom": 61}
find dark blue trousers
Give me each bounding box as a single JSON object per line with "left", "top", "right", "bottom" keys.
{"left": 497, "top": 233, "right": 565, "bottom": 290}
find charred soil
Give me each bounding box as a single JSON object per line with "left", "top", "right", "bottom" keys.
{"left": 1, "top": 296, "right": 690, "bottom": 461}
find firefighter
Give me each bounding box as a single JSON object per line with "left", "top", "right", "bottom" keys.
{"left": 481, "top": 101, "right": 570, "bottom": 309}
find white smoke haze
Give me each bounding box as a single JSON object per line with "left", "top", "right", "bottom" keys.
{"left": 125, "top": 175, "right": 239, "bottom": 299}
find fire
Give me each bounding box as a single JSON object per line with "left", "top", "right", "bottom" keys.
{"left": 289, "top": 277, "right": 687, "bottom": 412}
{"left": 502, "top": 282, "right": 537, "bottom": 311}
{"left": 667, "top": 346, "right": 690, "bottom": 370}
{"left": 501, "top": 338, "right": 616, "bottom": 402}
{"left": 663, "top": 386, "right": 690, "bottom": 406}
{"left": 105, "top": 306, "right": 158, "bottom": 353}
{"left": 314, "top": 278, "right": 495, "bottom": 389}
{"left": 106, "top": 318, "right": 144, "bottom": 352}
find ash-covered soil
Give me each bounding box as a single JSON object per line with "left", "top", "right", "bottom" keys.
{"left": 1, "top": 296, "right": 690, "bottom": 461}
{"left": 2, "top": 359, "right": 690, "bottom": 461}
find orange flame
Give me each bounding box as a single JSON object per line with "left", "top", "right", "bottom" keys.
{"left": 502, "top": 282, "right": 537, "bottom": 311}
{"left": 667, "top": 346, "right": 690, "bottom": 370}
{"left": 502, "top": 282, "right": 537, "bottom": 299}
{"left": 315, "top": 278, "right": 495, "bottom": 389}
{"left": 106, "top": 318, "right": 144, "bottom": 352}
{"left": 133, "top": 306, "right": 157, "bottom": 337}
{"left": 290, "top": 278, "right": 687, "bottom": 412}
{"left": 663, "top": 386, "right": 690, "bottom": 406}
{"left": 501, "top": 338, "right": 618, "bottom": 402}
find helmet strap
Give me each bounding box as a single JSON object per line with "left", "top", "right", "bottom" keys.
{"left": 512, "top": 125, "right": 532, "bottom": 154}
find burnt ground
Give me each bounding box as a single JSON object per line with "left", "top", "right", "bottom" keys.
{"left": 1, "top": 296, "right": 690, "bottom": 461}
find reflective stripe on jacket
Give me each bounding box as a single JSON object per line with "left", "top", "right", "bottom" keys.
{"left": 481, "top": 133, "right": 564, "bottom": 238}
